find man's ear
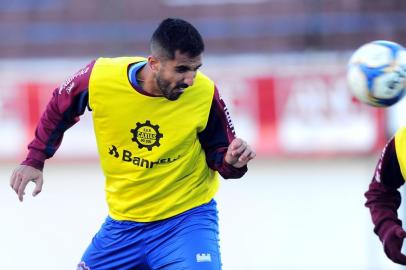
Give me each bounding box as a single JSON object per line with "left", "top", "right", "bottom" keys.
{"left": 148, "top": 55, "right": 160, "bottom": 72}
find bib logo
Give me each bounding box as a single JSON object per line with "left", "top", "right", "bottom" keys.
{"left": 108, "top": 144, "right": 180, "bottom": 169}
{"left": 130, "top": 120, "right": 163, "bottom": 151}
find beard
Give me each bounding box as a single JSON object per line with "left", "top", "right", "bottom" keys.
{"left": 155, "top": 74, "right": 188, "bottom": 101}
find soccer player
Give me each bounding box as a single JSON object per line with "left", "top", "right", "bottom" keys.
{"left": 365, "top": 127, "right": 406, "bottom": 265}
{"left": 9, "top": 18, "right": 255, "bottom": 270}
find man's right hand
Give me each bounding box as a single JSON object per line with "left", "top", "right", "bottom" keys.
{"left": 10, "top": 165, "right": 43, "bottom": 202}
{"left": 382, "top": 224, "right": 406, "bottom": 265}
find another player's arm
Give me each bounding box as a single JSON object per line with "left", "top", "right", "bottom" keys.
{"left": 198, "top": 87, "right": 255, "bottom": 179}
{"left": 10, "top": 61, "right": 95, "bottom": 201}
{"left": 365, "top": 137, "right": 406, "bottom": 264}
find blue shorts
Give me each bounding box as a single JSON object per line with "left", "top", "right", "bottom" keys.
{"left": 78, "top": 200, "right": 222, "bottom": 270}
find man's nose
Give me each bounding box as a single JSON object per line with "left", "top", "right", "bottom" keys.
{"left": 183, "top": 71, "right": 196, "bottom": 86}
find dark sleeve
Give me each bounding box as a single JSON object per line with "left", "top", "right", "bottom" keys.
{"left": 364, "top": 137, "right": 405, "bottom": 240}
{"left": 198, "top": 86, "right": 247, "bottom": 179}
{"left": 20, "top": 60, "right": 96, "bottom": 171}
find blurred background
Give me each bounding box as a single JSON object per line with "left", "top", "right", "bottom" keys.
{"left": 2, "top": 0, "right": 406, "bottom": 269}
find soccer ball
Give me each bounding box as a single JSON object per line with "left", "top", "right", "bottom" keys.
{"left": 347, "top": 40, "right": 406, "bottom": 107}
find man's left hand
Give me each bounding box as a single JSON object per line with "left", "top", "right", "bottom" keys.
{"left": 224, "top": 138, "right": 256, "bottom": 168}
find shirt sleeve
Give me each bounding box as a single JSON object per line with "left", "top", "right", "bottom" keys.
{"left": 364, "top": 137, "right": 405, "bottom": 239}
{"left": 21, "top": 60, "right": 96, "bottom": 171}
{"left": 198, "top": 86, "right": 248, "bottom": 179}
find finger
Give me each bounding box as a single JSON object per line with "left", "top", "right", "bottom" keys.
{"left": 225, "top": 149, "right": 238, "bottom": 164}
{"left": 10, "top": 169, "right": 17, "bottom": 188}
{"left": 237, "top": 144, "right": 255, "bottom": 160}
{"left": 32, "top": 175, "right": 43, "bottom": 197}
{"left": 18, "top": 177, "right": 32, "bottom": 202}
{"left": 232, "top": 141, "right": 247, "bottom": 156}
{"left": 249, "top": 151, "right": 256, "bottom": 160}
{"left": 12, "top": 174, "right": 23, "bottom": 194}
{"left": 238, "top": 147, "right": 253, "bottom": 162}
{"left": 230, "top": 138, "right": 243, "bottom": 151}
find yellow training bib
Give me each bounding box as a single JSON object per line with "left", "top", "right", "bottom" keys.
{"left": 88, "top": 57, "right": 219, "bottom": 222}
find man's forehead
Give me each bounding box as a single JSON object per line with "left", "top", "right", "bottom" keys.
{"left": 173, "top": 51, "right": 202, "bottom": 66}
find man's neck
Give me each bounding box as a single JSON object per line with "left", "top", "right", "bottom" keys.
{"left": 138, "top": 63, "right": 160, "bottom": 96}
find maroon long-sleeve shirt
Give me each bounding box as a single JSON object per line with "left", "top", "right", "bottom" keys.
{"left": 21, "top": 60, "right": 247, "bottom": 179}
{"left": 365, "top": 137, "right": 405, "bottom": 239}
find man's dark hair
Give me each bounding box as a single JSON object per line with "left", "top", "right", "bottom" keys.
{"left": 150, "top": 18, "right": 205, "bottom": 59}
